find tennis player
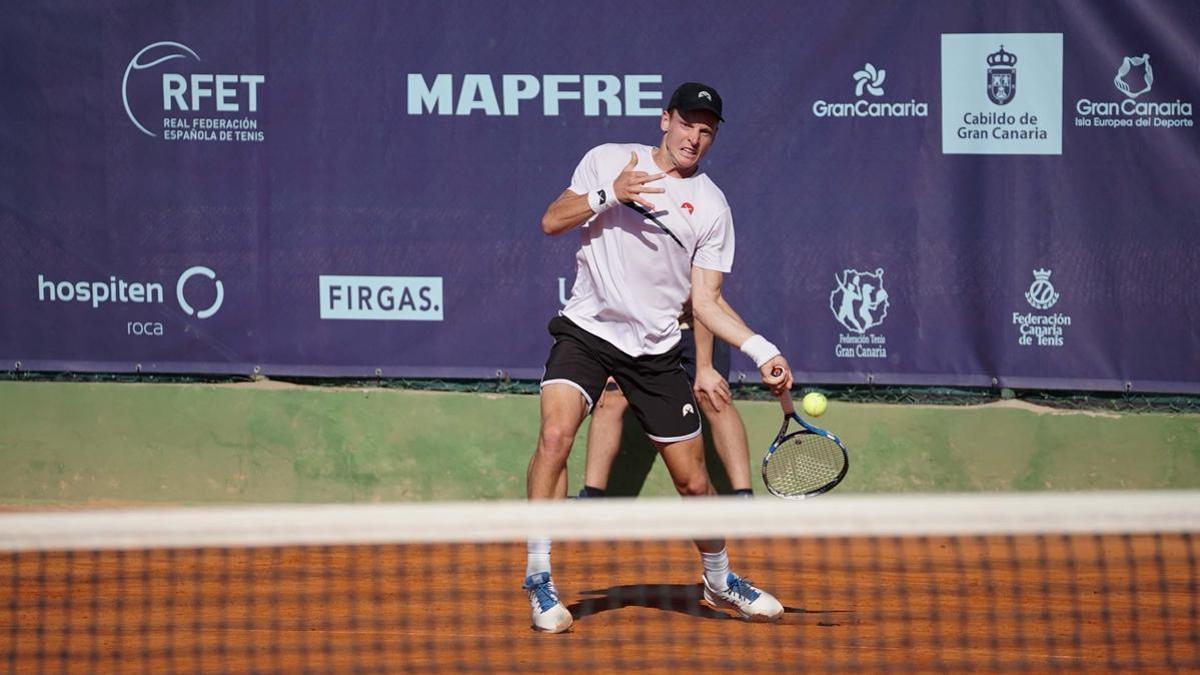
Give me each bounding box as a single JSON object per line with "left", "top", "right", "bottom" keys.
{"left": 579, "top": 304, "right": 756, "bottom": 499}
{"left": 524, "top": 82, "right": 793, "bottom": 633}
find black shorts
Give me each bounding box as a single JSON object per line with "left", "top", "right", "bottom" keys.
{"left": 541, "top": 315, "right": 701, "bottom": 443}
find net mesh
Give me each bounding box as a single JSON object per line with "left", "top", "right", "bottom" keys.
{"left": 2, "top": 493, "right": 1198, "bottom": 673}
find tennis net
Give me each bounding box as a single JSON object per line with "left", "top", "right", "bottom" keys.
{"left": 3, "top": 492, "right": 1198, "bottom": 672}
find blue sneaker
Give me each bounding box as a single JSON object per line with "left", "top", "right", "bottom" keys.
{"left": 701, "top": 572, "right": 784, "bottom": 622}
{"left": 523, "top": 572, "right": 573, "bottom": 633}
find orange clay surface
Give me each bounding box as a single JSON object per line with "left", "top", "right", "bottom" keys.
{"left": 3, "top": 534, "right": 1196, "bottom": 672}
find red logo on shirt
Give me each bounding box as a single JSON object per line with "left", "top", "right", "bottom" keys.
{"left": 681, "top": 202, "right": 695, "bottom": 215}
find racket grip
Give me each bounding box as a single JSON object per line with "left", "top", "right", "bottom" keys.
{"left": 769, "top": 367, "right": 796, "bottom": 414}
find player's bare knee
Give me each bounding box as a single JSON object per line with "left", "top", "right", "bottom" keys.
{"left": 674, "top": 472, "right": 711, "bottom": 497}
{"left": 537, "top": 425, "right": 575, "bottom": 459}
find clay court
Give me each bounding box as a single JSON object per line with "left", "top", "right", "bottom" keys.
{"left": 4, "top": 533, "right": 1195, "bottom": 672}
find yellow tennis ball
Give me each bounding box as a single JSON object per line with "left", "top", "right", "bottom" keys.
{"left": 802, "top": 392, "right": 828, "bottom": 417}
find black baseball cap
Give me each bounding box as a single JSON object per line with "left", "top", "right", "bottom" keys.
{"left": 666, "top": 82, "right": 724, "bottom": 122}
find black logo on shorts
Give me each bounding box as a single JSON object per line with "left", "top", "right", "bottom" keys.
{"left": 598, "top": 189, "right": 607, "bottom": 204}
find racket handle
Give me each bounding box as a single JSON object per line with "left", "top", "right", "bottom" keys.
{"left": 770, "top": 367, "right": 796, "bottom": 414}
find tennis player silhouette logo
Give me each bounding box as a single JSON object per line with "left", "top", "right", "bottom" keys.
{"left": 829, "top": 268, "right": 890, "bottom": 334}
{"left": 1024, "top": 269, "right": 1059, "bottom": 310}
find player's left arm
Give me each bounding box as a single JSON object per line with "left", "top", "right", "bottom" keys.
{"left": 690, "top": 266, "right": 793, "bottom": 394}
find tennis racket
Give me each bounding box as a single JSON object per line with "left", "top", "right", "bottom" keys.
{"left": 761, "top": 370, "right": 849, "bottom": 499}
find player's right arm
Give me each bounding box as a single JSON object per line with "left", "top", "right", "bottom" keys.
{"left": 540, "top": 189, "right": 598, "bottom": 235}
{"left": 540, "top": 151, "right": 665, "bottom": 236}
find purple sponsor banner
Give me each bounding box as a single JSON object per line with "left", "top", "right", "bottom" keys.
{"left": 1, "top": 1, "right": 1198, "bottom": 392}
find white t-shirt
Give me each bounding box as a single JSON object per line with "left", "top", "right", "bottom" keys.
{"left": 561, "top": 143, "right": 735, "bottom": 357}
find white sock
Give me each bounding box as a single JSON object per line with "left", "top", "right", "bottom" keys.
{"left": 701, "top": 548, "right": 731, "bottom": 590}
{"left": 526, "top": 538, "right": 551, "bottom": 578}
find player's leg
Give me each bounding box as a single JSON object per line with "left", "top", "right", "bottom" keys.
{"left": 708, "top": 337, "right": 755, "bottom": 496}
{"left": 530, "top": 318, "right": 608, "bottom": 501}
{"left": 525, "top": 317, "right": 608, "bottom": 633}
{"left": 541, "top": 445, "right": 571, "bottom": 503}
{"left": 682, "top": 328, "right": 754, "bottom": 496}
{"left": 653, "top": 430, "right": 783, "bottom": 622}
{"left": 695, "top": 390, "right": 753, "bottom": 494}
{"left": 618, "top": 353, "right": 783, "bottom": 622}
{"left": 528, "top": 384, "right": 587, "bottom": 500}
{"left": 580, "top": 378, "right": 627, "bottom": 497}
{"left": 524, "top": 384, "right": 586, "bottom": 633}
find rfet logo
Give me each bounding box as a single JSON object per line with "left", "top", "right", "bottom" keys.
{"left": 122, "top": 41, "right": 266, "bottom": 142}
{"left": 681, "top": 202, "right": 694, "bottom": 215}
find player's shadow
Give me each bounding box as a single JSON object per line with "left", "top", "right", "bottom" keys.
{"left": 629, "top": 214, "right": 673, "bottom": 251}
{"left": 569, "top": 583, "right": 723, "bottom": 620}
{"left": 604, "top": 408, "right": 736, "bottom": 497}
{"left": 568, "top": 583, "right": 811, "bottom": 620}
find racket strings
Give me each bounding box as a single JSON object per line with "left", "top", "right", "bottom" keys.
{"left": 765, "top": 435, "right": 846, "bottom": 495}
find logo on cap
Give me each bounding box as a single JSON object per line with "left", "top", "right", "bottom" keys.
{"left": 697, "top": 91, "right": 712, "bottom": 102}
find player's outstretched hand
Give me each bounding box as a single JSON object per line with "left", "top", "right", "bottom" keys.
{"left": 613, "top": 151, "right": 665, "bottom": 212}
{"left": 692, "top": 367, "right": 732, "bottom": 413}
{"left": 761, "top": 356, "right": 794, "bottom": 396}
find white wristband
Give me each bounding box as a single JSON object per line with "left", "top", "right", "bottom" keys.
{"left": 739, "top": 334, "right": 780, "bottom": 368}
{"left": 586, "top": 181, "right": 617, "bottom": 215}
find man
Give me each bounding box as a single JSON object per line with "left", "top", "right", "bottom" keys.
{"left": 580, "top": 307, "right": 756, "bottom": 499}
{"left": 526, "top": 82, "right": 794, "bottom": 633}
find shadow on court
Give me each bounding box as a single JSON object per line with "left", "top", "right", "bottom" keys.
{"left": 570, "top": 583, "right": 724, "bottom": 619}
{"left": 569, "top": 582, "right": 816, "bottom": 620}
{"left": 604, "top": 408, "right": 737, "bottom": 497}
